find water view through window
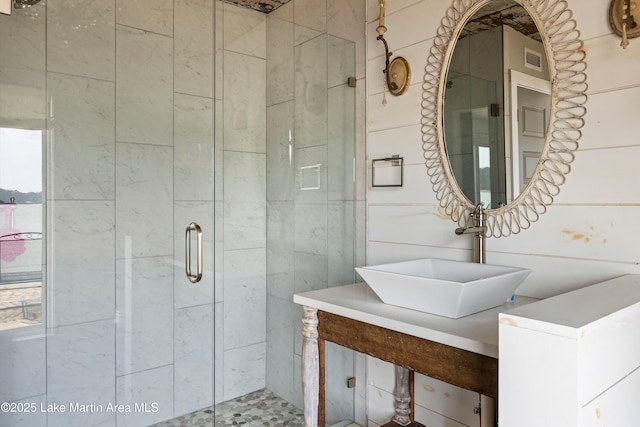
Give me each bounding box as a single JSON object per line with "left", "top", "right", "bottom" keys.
{"left": 0, "top": 127, "right": 43, "bottom": 330}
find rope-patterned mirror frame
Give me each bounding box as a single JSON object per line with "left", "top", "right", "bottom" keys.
{"left": 421, "top": 0, "right": 588, "bottom": 237}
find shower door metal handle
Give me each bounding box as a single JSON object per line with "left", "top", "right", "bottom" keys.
{"left": 185, "top": 222, "right": 203, "bottom": 283}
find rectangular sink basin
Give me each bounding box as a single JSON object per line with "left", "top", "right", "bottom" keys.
{"left": 356, "top": 258, "right": 531, "bottom": 318}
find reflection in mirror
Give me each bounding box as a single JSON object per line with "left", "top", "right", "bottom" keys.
{"left": 422, "top": 0, "right": 587, "bottom": 237}
{"left": 443, "top": 1, "right": 550, "bottom": 208}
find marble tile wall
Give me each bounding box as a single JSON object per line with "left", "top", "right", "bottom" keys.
{"left": 116, "top": 0, "right": 174, "bottom": 36}
{"left": 221, "top": 1, "right": 268, "bottom": 402}
{"left": 116, "top": 26, "right": 173, "bottom": 147}
{"left": 0, "top": 327, "right": 46, "bottom": 404}
{"left": 116, "top": 256, "right": 174, "bottom": 376}
{"left": 266, "top": 18, "right": 294, "bottom": 107}
{"left": 0, "top": 3, "right": 46, "bottom": 302}
{"left": 265, "top": 8, "right": 302, "bottom": 406}
{"left": 0, "top": 2, "right": 46, "bottom": 130}
{"left": 175, "top": 0, "right": 215, "bottom": 98}
{"left": 265, "top": 0, "right": 366, "bottom": 424}
{"left": 46, "top": 320, "right": 116, "bottom": 427}
{"left": 214, "top": 3, "right": 225, "bottom": 397}
{"left": 170, "top": 1, "right": 217, "bottom": 419}
{"left": 116, "top": 365, "right": 174, "bottom": 427}
{"left": 46, "top": 0, "right": 115, "bottom": 81}
{"left": 174, "top": 304, "right": 214, "bottom": 416}
{"left": 2, "top": 1, "right": 366, "bottom": 426}
{"left": 2, "top": 0, "right": 218, "bottom": 425}
{"left": 223, "top": 248, "right": 266, "bottom": 351}
{"left": 47, "top": 73, "right": 115, "bottom": 201}
{"left": 49, "top": 201, "right": 115, "bottom": 327}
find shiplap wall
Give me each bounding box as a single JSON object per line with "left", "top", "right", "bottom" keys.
{"left": 364, "top": 0, "right": 640, "bottom": 425}
{"left": 366, "top": 0, "right": 640, "bottom": 299}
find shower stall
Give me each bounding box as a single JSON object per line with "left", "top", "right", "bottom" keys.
{"left": 0, "top": 0, "right": 364, "bottom": 426}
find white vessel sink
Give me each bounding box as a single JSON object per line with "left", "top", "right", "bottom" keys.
{"left": 356, "top": 258, "right": 531, "bottom": 318}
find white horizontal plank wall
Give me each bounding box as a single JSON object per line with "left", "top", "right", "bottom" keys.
{"left": 364, "top": 0, "right": 640, "bottom": 424}
{"left": 365, "top": 356, "right": 480, "bottom": 427}
{"left": 365, "top": 0, "right": 640, "bottom": 296}
{"left": 414, "top": 374, "right": 480, "bottom": 427}
{"left": 498, "top": 275, "right": 640, "bottom": 427}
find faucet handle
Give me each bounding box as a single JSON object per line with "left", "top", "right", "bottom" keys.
{"left": 470, "top": 203, "right": 486, "bottom": 228}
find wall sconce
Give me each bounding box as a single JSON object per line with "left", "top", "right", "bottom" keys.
{"left": 609, "top": 0, "right": 639, "bottom": 48}
{"left": 376, "top": 0, "right": 411, "bottom": 104}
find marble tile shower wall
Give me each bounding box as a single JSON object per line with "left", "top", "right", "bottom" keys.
{"left": 1, "top": 0, "right": 217, "bottom": 426}
{"left": 0, "top": 7, "right": 47, "bottom": 427}
{"left": 1, "top": 1, "right": 366, "bottom": 426}
{"left": 264, "top": 0, "right": 367, "bottom": 423}
{"left": 220, "top": 2, "right": 268, "bottom": 403}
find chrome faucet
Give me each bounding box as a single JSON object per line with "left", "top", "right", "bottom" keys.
{"left": 455, "top": 204, "right": 487, "bottom": 264}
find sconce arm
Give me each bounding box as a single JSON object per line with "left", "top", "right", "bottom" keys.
{"left": 376, "top": 34, "right": 392, "bottom": 76}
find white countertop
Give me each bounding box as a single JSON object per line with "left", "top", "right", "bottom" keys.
{"left": 500, "top": 274, "right": 640, "bottom": 338}
{"left": 294, "top": 282, "right": 537, "bottom": 359}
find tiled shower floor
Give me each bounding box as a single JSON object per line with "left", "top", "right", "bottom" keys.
{"left": 152, "top": 388, "right": 304, "bottom": 427}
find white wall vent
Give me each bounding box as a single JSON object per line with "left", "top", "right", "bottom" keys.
{"left": 524, "top": 47, "right": 542, "bottom": 72}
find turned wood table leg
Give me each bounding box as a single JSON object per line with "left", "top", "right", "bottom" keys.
{"left": 382, "top": 366, "right": 426, "bottom": 427}
{"left": 393, "top": 366, "right": 412, "bottom": 425}
{"left": 302, "top": 306, "right": 320, "bottom": 427}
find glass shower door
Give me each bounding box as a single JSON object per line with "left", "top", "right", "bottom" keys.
{"left": 265, "top": 14, "right": 358, "bottom": 426}
{"left": 0, "top": 1, "right": 216, "bottom": 426}
{"left": 0, "top": 4, "right": 47, "bottom": 426}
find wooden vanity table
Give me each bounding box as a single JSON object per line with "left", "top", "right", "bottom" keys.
{"left": 294, "top": 282, "right": 536, "bottom": 427}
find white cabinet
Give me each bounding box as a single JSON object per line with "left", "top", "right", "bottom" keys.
{"left": 499, "top": 275, "right": 640, "bottom": 427}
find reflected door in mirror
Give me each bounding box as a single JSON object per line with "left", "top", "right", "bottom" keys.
{"left": 514, "top": 86, "right": 550, "bottom": 193}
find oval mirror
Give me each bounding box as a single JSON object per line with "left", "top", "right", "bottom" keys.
{"left": 422, "top": 0, "right": 588, "bottom": 237}
{"left": 444, "top": 1, "right": 550, "bottom": 209}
